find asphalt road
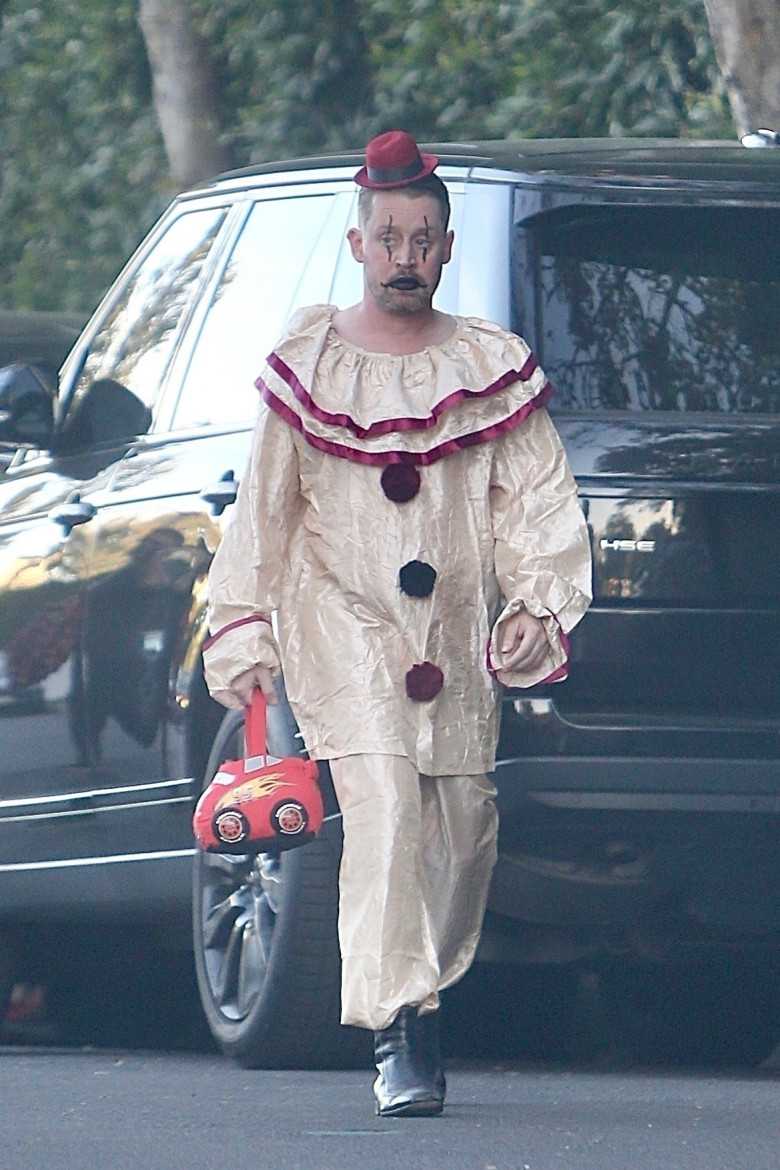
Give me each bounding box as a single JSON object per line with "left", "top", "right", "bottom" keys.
{"left": 1, "top": 1046, "right": 779, "bottom": 1170}
{"left": 3, "top": 951, "right": 780, "bottom": 1169}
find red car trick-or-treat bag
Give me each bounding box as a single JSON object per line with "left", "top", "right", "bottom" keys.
{"left": 193, "top": 690, "right": 323, "bottom": 854}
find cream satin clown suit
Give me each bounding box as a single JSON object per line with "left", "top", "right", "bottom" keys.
{"left": 204, "top": 304, "right": 592, "bottom": 1031}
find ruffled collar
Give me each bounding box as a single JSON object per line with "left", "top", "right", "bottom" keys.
{"left": 257, "top": 304, "right": 552, "bottom": 465}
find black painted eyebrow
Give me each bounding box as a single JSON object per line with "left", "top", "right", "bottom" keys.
{"left": 383, "top": 216, "right": 393, "bottom": 259}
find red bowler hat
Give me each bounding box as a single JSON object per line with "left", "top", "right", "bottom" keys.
{"left": 354, "top": 130, "right": 439, "bottom": 189}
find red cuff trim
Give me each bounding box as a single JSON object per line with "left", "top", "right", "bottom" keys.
{"left": 537, "top": 630, "right": 570, "bottom": 684}
{"left": 486, "top": 641, "right": 498, "bottom": 676}
{"left": 203, "top": 614, "right": 271, "bottom": 651}
{"left": 265, "top": 351, "right": 544, "bottom": 439}
{"left": 258, "top": 379, "right": 553, "bottom": 467}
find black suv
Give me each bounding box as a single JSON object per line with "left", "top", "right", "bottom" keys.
{"left": 1, "top": 140, "right": 779, "bottom": 1064}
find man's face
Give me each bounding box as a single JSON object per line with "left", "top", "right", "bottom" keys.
{"left": 347, "top": 191, "right": 454, "bottom": 315}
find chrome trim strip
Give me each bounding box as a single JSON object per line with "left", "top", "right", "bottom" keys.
{"left": 0, "top": 849, "right": 196, "bottom": 873}
{"left": 533, "top": 791, "right": 780, "bottom": 812}
{"left": 0, "top": 795, "right": 192, "bottom": 825}
{"left": 0, "top": 778, "right": 193, "bottom": 812}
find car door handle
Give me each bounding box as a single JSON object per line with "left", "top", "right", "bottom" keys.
{"left": 200, "top": 470, "right": 239, "bottom": 515}
{"left": 49, "top": 493, "right": 97, "bottom": 531}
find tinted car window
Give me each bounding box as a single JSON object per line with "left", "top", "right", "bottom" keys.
{"left": 61, "top": 206, "right": 227, "bottom": 442}
{"left": 515, "top": 204, "right": 780, "bottom": 413}
{"left": 171, "top": 192, "right": 356, "bottom": 429}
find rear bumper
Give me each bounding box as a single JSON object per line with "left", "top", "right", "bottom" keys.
{"left": 495, "top": 755, "right": 780, "bottom": 814}
{"left": 488, "top": 753, "right": 780, "bottom": 955}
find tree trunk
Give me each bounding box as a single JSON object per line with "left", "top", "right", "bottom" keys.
{"left": 702, "top": 0, "right": 780, "bottom": 137}
{"left": 138, "top": 0, "right": 230, "bottom": 189}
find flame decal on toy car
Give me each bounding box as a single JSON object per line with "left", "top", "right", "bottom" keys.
{"left": 214, "top": 772, "right": 291, "bottom": 811}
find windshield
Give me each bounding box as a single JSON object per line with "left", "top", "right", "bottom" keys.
{"left": 514, "top": 203, "right": 780, "bottom": 413}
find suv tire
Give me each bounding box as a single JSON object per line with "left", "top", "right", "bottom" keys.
{"left": 192, "top": 703, "right": 371, "bottom": 1069}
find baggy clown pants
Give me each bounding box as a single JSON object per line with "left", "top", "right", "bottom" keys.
{"left": 329, "top": 754, "right": 499, "bottom": 1032}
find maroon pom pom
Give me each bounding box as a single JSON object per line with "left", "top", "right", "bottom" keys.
{"left": 381, "top": 463, "right": 421, "bottom": 503}
{"left": 405, "top": 661, "right": 444, "bottom": 701}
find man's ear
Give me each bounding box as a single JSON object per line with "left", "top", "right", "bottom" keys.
{"left": 347, "top": 226, "right": 365, "bottom": 263}
{"left": 442, "top": 229, "right": 455, "bottom": 265}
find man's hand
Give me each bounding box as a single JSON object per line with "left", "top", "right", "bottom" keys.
{"left": 499, "top": 609, "right": 549, "bottom": 673}
{"left": 228, "top": 664, "right": 277, "bottom": 707}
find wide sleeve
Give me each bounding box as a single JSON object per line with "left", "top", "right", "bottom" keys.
{"left": 203, "top": 404, "right": 301, "bottom": 708}
{"left": 488, "top": 405, "right": 592, "bottom": 689}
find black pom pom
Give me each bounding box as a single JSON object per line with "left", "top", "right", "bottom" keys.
{"left": 399, "top": 560, "right": 437, "bottom": 597}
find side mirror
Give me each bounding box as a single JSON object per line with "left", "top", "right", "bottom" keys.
{"left": 56, "top": 377, "right": 152, "bottom": 453}
{"left": 0, "top": 364, "right": 55, "bottom": 448}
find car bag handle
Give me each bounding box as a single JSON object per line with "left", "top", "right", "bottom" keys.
{"left": 245, "top": 689, "right": 268, "bottom": 761}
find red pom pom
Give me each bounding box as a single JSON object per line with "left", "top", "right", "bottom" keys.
{"left": 381, "top": 463, "right": 421, "bottom": 503}
{"left": 405, "top": 661, "right": 444, "bottom": 701}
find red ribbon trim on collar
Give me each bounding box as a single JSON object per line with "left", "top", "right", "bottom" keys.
{"left": 257, "top": 378, "right": 553, "bottom": 467}
{"left": 262, "top": 350, "right": 542, "bottom": 440}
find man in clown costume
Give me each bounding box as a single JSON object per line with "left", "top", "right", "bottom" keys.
{"left": 204, "top": 130, "right": 592, "bottom": 1116}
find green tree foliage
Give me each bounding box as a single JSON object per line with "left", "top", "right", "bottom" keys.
{"left": 196, "top": 0, "right": 375, "bottom": 159}
{"left": 0, "top": 0, "right": 734, "bottom": 314}
{"left": 489, "top": 0, "right": 733, "bottom": 138}
{"left": 362, "top": 0, "right": 525, "bottom": 139}
{"left": 354, "top": 0, "right": 732, "bottom": 141}
{"left": 0, "top": 0, "right": 167, "bottom": 312}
